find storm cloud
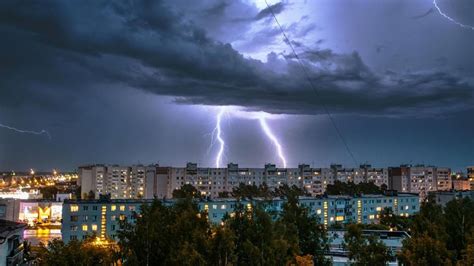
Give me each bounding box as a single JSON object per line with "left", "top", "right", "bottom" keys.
{"left": 0, "top": 0, "right": 473, "bottom": 118}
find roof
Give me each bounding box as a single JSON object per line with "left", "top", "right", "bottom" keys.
{"left": 0, "top": 220, "right": 27, "bottom": 236}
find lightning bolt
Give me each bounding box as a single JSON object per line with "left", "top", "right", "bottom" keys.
{"left": 258, "top": 116, "right": 287, "bottom": 168}
{"left": 213, "top": 107, "right": 226, "bottom": 168}
{"left": 433, "top": 0, "right": 474, "bottom": 30}
{"left": 0, "top": 123, "right": 51, "bottom": 139}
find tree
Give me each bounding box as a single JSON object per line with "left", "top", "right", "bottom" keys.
{"left": 326, "top": 181, "right": 382, "bottom": 196}
{"left": 36, "top": 238, "right": 115, "bottom": 266}
{"left": 208, "top": 225, "right": 237, "bottom": 266}
{"left": 172, "top": 184, "right": 201, "bottom": 199}
{"left": 343, "top": 224, "right": 392, "bottom": 266}
{"left": 279, "top": 190, "right": 330, "bottom": 265}
{"left": 117, "top": 198, "right": 210, "bottom": 265}
{"left": 224, "top": 203, "right": 297, "bottom": 265}
{"left": 398, "top": 233, "right": 452, "bottom": 266}
{"left": 379, "top": 207, "right": 412, "bottom": 231}
{"left": 443, "top": 198, "right": 474, "bottom": 262}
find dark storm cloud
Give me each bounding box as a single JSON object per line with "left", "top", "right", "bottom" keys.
{"left": 0, "top": 0, "right": 473, "bottom": 117}
{"left": 254, "top": 2, "right": 287, "bottom": 21}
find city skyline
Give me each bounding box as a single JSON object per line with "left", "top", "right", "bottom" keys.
{"left": 1, "top": 0, "right": 473, "bottom": 171}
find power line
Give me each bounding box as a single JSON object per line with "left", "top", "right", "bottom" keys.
{"left": 264, "top": 0, "right": 358, "bottom": 166}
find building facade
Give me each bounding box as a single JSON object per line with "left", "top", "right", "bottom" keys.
{"left": 468, "top": 166, "right": 474, "bottom": 190}
{"left": 81, "top": 163, "right": 396, "bottom": 200}
{"left": 0, "top": 220, "right": 26, "bottom": 266}
{"left": 61, "top": 193, "right": 419, "bottom": 243}
{"left": 388, "top": 165, "right": 452, "bottom": 200}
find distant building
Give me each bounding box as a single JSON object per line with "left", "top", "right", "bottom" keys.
{"left": 388, "top": 165, "right": 451, "bottom": 200}
{"left": 468, "top": 166, "right": 474, "bottom": 190}
{"left": 430, "top": 190, "right": 474, "bottom": 207}
{"left": 0, "top": 220, "right": 27, "bottom": 266}
{"left": 452, "top": 174, "right": 471, "bottom": 191}
{"left": 80, "top": 163, "right": 393, "bottom": 200}
{"left": 327, "top": 229, "right": 409, "bottom": 266}
{"left": 61, "top": 193, "right": 419, "bottom": 243}
{"left": 0, "top": 199, "right": 20, "bottom": 221}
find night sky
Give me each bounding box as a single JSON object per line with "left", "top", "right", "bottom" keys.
{"left": 0, "top": 0, "right": 473, "bottom": 171}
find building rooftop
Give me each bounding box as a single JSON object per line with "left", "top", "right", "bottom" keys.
{"left": 0, "top": 220, "right": 27, "bottom": 236}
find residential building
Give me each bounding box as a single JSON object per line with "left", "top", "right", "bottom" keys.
{"left": 61, "top": 193, "right": 419, "bottom": 243}
{"left": 388, "top": 165, "right": 451, "bottom": 200}
{"left": 468, "top": 166, "right": 474, "bottom": 190}
{"left": 430, "top": 190, "right": 474, "bottom": 207}
{"left": 0, "top": 220, "right": 27, "bottom": 266}
{"left": 327, "top": 229, "right": 410, "bottom": 266}
{"left": 452, "top": 174, "right": 471, "bottom": 191}
{"left": 0, "top": 199, "right": 20, "bottom": 221}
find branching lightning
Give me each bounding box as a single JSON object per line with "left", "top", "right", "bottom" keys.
{"left": 213, "top": 107, "right": 226, "bottom": 168}
{"left": 433, "top": 0, "right": 474, "bottom": 30}
{"left": 0, "top": 123, "right": 51, "bottom": 139}
{"left": 258, "top": 116, "right": 287, "bottom": 168}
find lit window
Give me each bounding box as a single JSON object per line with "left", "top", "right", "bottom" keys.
{"left": 70, "top": 205, "right": 79, "bottom": 212}
{"left": 111, "top": 205, "right": 116, "bottom": 211}
{"left": 316, "top": 209, "right": 322, "bottom": 215}
{"left": 376, "top": 207, "right": 382, "bottom": 212}
{"left": 204, "top": 204, "right": 209, "bottom": 211}
{"left": 119, "top": 214, "right": 126, "bottom": 221}
{"left": 329, "top": 217, "right": 334, "bottom": 222}
{"left": 336, "top": 216, "right": 344, "bottom": 222}
{"left": 221, "top": 205, "right": 226, "bottom": 210}
{"left": 369, "top": 215, "right": 375, "bottom": 219}
{"left": 82, "top": 224, "right": 88, "bottom": 231}
{"left": 120, "top": 205, "right": 125, "bottom": 211}
{"left": 92, "top": 224, "right": 98, "bottom": 231}
{"left": 212, "top": 205, "right": 217, "bottom": 210}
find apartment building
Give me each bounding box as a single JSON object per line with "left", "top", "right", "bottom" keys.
{"left": 468, "top": 166, "right": 474, "bottom": 190}
{"left": 388, "top": 165, "right": 451, "bottom": 200}
{"left": 61, "top": 193, "right": 419, "bottom": 243}
{"left": 81, "top": 163, "right": 452, "bottom": 200}
{"left": 79, "top": 165, "right": 146, "bottom": 199}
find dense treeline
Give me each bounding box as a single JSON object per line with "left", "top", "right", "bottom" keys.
{"left": 32, "top": 189, "right": 474, "bottom": 265}
{"left": 118, "top": 188, "right": 330, "bottom": 265}
{"left": 325, "top": 181, "right": 384, "bottom": 195}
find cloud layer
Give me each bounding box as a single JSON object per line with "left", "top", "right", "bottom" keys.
{"left": 0, "top": 0, "right": 473, "bottom": 117}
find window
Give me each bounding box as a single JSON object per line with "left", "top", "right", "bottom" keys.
{"left": 70, "top": 215, "right": 78, "bottom": 222}
{"left": 212, "top": 205, "right": 217, "bottom": 210}
{"left": 120, "top": 205, "right": 125, "bottom": 211}
{"left": 70, "top": 225, "right": 78, "bottom": 231}
{"left": 93, "top": 206, "right": 98, "bottom": 211}
{"left": 369, "top": 215, "right": 375, "bottom": 219}
{"left": 129, "top": 206, "right": 136, "bottom": 211}
{"left": 112, "top": 225, "right": 116, "bottom": 231}
{"left": 70, "top": 235, "right": 77, "bottom": 241}
{"left": 83, "top": 215, "right": 88, "bottom": 222}
{"left": 119, "top": 214, "right": 126, "bottom": 221}
{"left": 92, "top": 224, "right": 98, "bottom": 231}
{"left": 82, "top": 224, "right": 88, "bottom": 231}
{"left": 336, "top": 216, "right": 344, "bottom": 222}
{"left": 111, "top": 205, "right": 116, "bottom": 211}
{"left": 83, "top": 206, "right": 88, "bottom": 211}
{"left": 316, "top": 209, "right": 322, "bottom": 215}
{"left": 70, "top": 205, "right": 79, "bottom": 212}
{"left": 92, "top": 215, "right": 97, "bottom": 222}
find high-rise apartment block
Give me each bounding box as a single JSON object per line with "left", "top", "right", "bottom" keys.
{"left": 388, "top": 165, "right": 451, "bottom": 200}
{"left": 79, "top": 163, "right": 400, "bottom": 199}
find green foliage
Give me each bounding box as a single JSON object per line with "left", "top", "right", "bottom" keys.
{"left": 398, "top": 197, "right": 474, "bottom": 265}
{"left": 398, "top": 233, "right": 452, "bottom": 266}
{"left": 36, "top": 238, "right": 115, "bottom": 266}
{"left": 343, "top": 224, "right": 393, "bottom": 266}
{"left": 172, "top": 184, "right": 201, "bottom": 199}
{"left": 230, "top": 183, "right": 307, "bottom": 199}
{"left": 325, "top": 181, "right": 382, "bottom": 195}
{"left": 279, "top": 190, "right": 330, "bottom": 265}
{"left": 379, "top": 207, "right": 412, "bottom": 231}
{"left": 117, "top": 198, "right": 210, "bottom": 265}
